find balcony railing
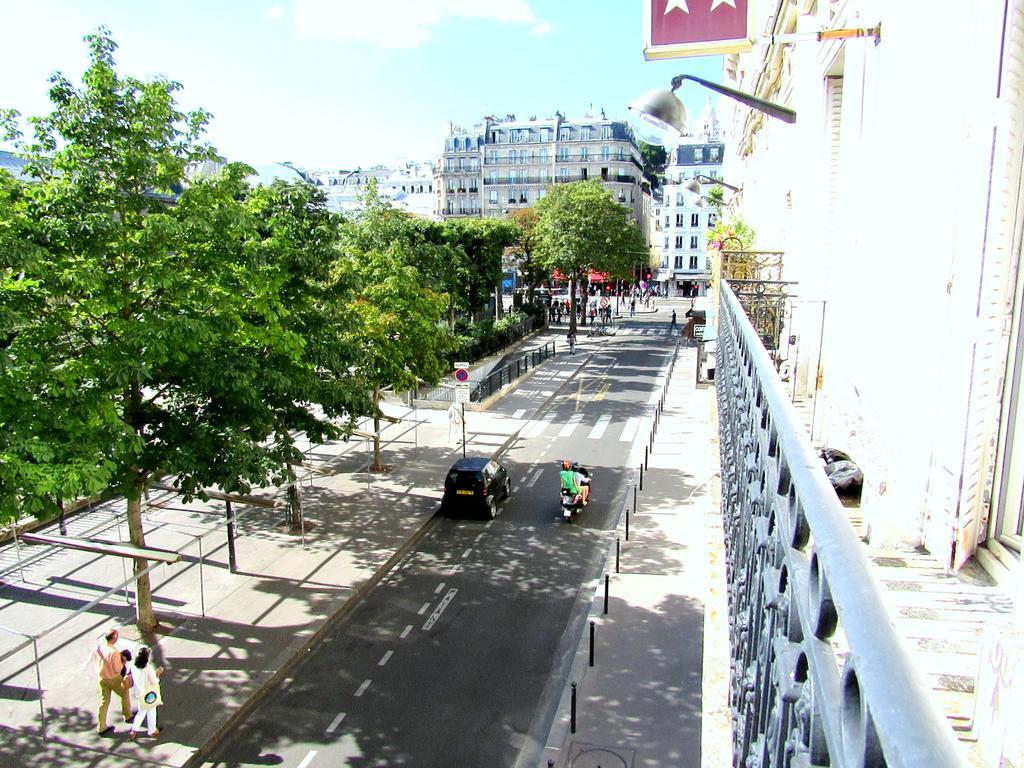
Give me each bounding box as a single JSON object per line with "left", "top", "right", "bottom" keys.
{"left": 716, "top": 280, "right": 964, "bottom": 768}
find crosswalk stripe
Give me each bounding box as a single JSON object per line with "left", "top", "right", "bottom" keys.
{"left": 558, "top": 413, "right": 584, "bottom": 438}
{"left": 589, "top": 415, "right": 612, "bottom": 440}
{"left": 522, "top": 415, "right": 553, "bottom": 439}
{"left": 620, "top": 417, "right": 639, "bottom": 442}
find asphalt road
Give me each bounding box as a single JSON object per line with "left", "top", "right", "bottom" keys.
{"left": 205, "top": 327, "right": 673, "bottom": 768}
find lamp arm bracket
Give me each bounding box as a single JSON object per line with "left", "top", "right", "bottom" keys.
{"left": 767, "top": 24, "right": 881, "bottom": 46}
{"left": 673, "top": 73, "right": 796, "bottom": 124}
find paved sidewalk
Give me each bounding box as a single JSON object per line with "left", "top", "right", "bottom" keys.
{"left": 0, "top": 328, "right": 601, "bottom": 768}
{"left": 537, "top": 341, "right": 730, "bottom": 768}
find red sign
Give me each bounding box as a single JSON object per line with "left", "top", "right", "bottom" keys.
{"left": 643, "top": 0, "right": 754, "bottom": 60}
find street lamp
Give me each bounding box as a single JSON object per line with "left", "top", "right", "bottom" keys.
{"left": 628, "top": 74, "right": 796, "bottom": 146}
{"left": 683, "top": 175, "right": 742, "bottom": 207}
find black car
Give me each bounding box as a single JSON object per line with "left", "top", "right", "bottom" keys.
{"left": 442, "top": 457, "right": 511, "bottom": 519}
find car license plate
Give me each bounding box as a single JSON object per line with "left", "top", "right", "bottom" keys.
{"left": 456, "top": 489, "right": 475, "bottom": 495}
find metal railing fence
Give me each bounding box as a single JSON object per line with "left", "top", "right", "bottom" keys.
{"left": 472, "top": 341, "right": 556, "bottom": 402}
{"left": 716, "top": 280, "right": 964, "bottom": 767}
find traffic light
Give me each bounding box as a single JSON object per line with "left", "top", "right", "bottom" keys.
{"left": 645, "top": 272, "right": 652, "bottom": 281}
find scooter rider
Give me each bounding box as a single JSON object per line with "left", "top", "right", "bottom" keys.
{"left": 559, "top": 460, "right": 590, "bottom": 506}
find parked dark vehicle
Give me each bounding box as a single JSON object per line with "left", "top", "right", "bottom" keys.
{"left": 442, "top": 457, "right": 511, "bottom": 519}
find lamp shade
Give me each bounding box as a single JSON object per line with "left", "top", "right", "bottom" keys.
{"left": 628, "top": 88, "right": 687, "bottom": 146}
{"left": 682, "top": 178, "right": 703, "bottom": 205}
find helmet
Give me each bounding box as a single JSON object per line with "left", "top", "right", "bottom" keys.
{"left": 561, "top": 460, "right": 571, "bottom": 470}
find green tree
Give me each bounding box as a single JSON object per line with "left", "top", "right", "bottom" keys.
{"left": 534, "top": 180, "right": 645, "bottom": 333}
{"left": 440, "top": 218, "right": 518, "bottom": 321}
{"left": 0, "top": 31, "right": 368, "bottom": 631}
{"left": 347, "top": 246, "right": 450, "bottom": 471}
{"left": 505, "top": 208, "right": 548, "bottom": 305}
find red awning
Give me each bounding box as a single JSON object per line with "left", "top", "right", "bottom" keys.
{"left": 551, "top": 270, "right": 611, "bottom": 282}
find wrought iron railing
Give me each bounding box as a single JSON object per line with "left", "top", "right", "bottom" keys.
{"left": 716, "top": 280, "right": 964, "bottom": 767}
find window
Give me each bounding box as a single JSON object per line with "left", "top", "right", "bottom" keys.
{"left": 520, "top": 149, "right": 528, "bottom": 163}
{"left": 690, "top": 236, "right": 699, "bottom": 249}
{"left": 709, "top": 147, "right": 720, "bottom": 162}
{"left": 691, "top": 213, "right": 700, "bottom": 227}
{"left": 601, "top": 146, "right": 610, "bottom": 160}
{"left": 617, "top": 147, "right": 625, "bottom": 161}
{"left": 665, "top": 215, "right": 670, "bottom": 228}
{"left": 489, "top": 190, "right": 498, "bottom": 204}
{"left": 559, "top": 127, "right": 573, "bottom": 141}
{"left": 539, "top": 168, "right": 548, "bottom": 183}
{"left": 488, "top": 170, "right": 497, "bottom": 184}
{"left": 675, "top": 214, "right": 684, "bottom": 227}
{"left": 509, "top": 151, "right": 517, "bottom": 164}
{"left": 675, "top": 236, "right": 683, "bottom": 248}
{"left": 539, "top": 148, "right": 549, "bottom": 163}
{"left": 708, "top": 213, "right": 718, "bottom": 227}
{"left": 689, "top": 256, "right": 699, "bottom": 269}
{"left": 674, "top": 255, "right": 683, "bottom": 269}
{"left": 519, "top": 189, "right": 528, "bottom": 203}
{"left": 675, "top": 193, "right": 683, "bottom": 206}
{"left": 487, "top": 150, "right": 497, "bottom": 164}
{"left": 580, "top": 147, "right": 589, "bottom": 160}
{"left": 581, "top": 126, "right": 592, "bottom": 141}
{"left": 693, "top": 147, "right": 703, "bottom": 162}
{"left": 559, "top": 167, "right": 568, "bottom": 180}
{"left": 558, "top": 147, "right": 570, "bottom": 161}
{"left": 664, "top": 237, "right": 669, "bottom": 249}
{"left": 509, "top": 170, "right": 517, "bottom": 184}
{"left": 541, "top": 128, "right": 551, "bottom": 142}
{"left": 602, "top": 125, "right": 612, "bottom": 139}
{"left": 538, "top": 188, "right": 547, "bottom": 198}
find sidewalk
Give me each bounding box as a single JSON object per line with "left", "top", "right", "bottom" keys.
{"left": 0, "top": 329, "right": 600, "bottom": 768}
{"left": 536, "top": 342, "right": 730, "bottom": 768}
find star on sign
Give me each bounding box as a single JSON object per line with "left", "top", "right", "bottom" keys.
{"left": 664, "top": 0, "right": 689, "bottom": 13}
{"left": 710, "top": 0, "right": 737, "bottom": 10}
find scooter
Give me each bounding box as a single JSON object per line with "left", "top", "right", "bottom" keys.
{"left": 559, "top": 464, "right": 592, "bottom": 522}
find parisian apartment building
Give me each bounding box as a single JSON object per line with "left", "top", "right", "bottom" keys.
{"left": 436, "top": 113, "right": 648, "bottom": 228}
{"left": 654, "top": 101, "right": 724, "bottom": 298}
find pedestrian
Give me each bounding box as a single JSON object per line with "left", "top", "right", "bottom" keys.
{"left": 125, "top": 646, "right": 164, "bottom": 739}
{"left": 630, "top": 299, "right": 636, "bottom": 317}
{"left": 94, "top": 627, "right": 132, "bottom": 735}
{"left": 566, "top": 330, "right": 576, "bottom": 355}
{"left": 669, "top": 310, "right": 678, "bottom": 332}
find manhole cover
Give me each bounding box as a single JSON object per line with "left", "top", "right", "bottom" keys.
{"left": 568, "top": 742, "right": 633, "bottom": 768}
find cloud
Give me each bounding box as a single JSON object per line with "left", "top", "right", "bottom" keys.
{"left": 294, "top": 0, "right": 549, "bottom": 48}
{"left": 265, "top": 4, "right": 286, "bottom": 21}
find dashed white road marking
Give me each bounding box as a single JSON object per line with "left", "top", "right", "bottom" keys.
{"left": 461, "top": 548, "right": 472, "bottom": 559}
{"left": 512, "top": 409, "right": 526, "bottom": 418}
{"left": 524, "top": 468, "right": 543, "bottom": 488}
{"left": 354, "top": 679, "right": 371, "bottom": 697}
{"left": 399, "top": 624, "right": 413, "bottom": 639}
{"left": 434, "top": 582, "right": 446, "bottom": 594}
{"left": 446, "top": 563, "right": 461, "bottom": 575}
{"left": 326, "top": 712, "right": 346, "bottom": 734}
{"left": 423, "top": 588, "right": 458, "bottom": 631}
{"left": 558, "top": 413, "right": 583, "bottom": 438}
{"left": 297, "top": 750, "right": 318, "bottom": 768}
{"left": 418, "top": 602, "right": 430, "bottom": 615}
{"left": 620, "top": 417, "right": 640, "bottom": 442}
{"left": 378, "top": 651, "right": 393, "bottom": 666}
{"left": 589, "top": 415, "right": 612, "bottom": 440}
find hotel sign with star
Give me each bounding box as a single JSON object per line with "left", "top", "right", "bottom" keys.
{"left": 643, "top": 0, "right": 755, "bottom": 59}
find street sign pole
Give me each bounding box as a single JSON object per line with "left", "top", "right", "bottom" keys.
{"left": 462, "top": 403, "right": 466, "bottom": 458}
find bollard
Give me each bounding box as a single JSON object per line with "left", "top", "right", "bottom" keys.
{"left": 604, "top": 573, "right": 610, "bottom": 614}
{"left": 640, "top": 462, "right": 644, "bottom": 491}
{"left": 549, "top": 762, "right": 555, "bottom": 768}
{"left": 626, "top": 507, "right": 630, "bottom": 540}
{"left": 571, "top": 682, "right": 577, "bottom": 734}
{"left": 644, "top": 445, "right": 648, "bottom": 471}
{"left": 616, "top": 537, "right": 620, "bottom": 573}
{"left": 633, "top": 483, "right": 637, "bottom": 514}
{"left": 589, "top": 620, "right": 595, "bottom": 666}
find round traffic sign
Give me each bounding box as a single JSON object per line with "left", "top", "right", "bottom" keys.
{"left": 454, "top": 368, "right": 470, "bottom": 382}
{"left": 599, "top": 296, "right": 610, "bottom": 308}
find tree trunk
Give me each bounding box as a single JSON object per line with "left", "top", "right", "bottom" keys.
{"left": 578, "top": 271, "right": 588, "bottom": 327}
{"left": 568, "top": 276, "right": 578, "bottom": 335}
{"left": 372, "top": 385, "right": 384, "bottom": 471}
{"left": 287, "top": 468, "right": 303, "bottom": 531}
{"left": 126, "top": 475, "right": 158, "bottom": 632}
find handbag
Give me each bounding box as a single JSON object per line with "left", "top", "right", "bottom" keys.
{"left": 140, "top": 682, "right": 162, "bottom": 709}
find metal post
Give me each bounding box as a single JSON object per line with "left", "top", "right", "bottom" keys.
{"left": 640, "top": 463, "right": 644, "bottom": 490}
{"left": 644, "top": 445, "right": 648, "bottom": 471}
{"left": 616, "top": 537, "right": 620, "bottom": 573}
{"left": 461, "top": 403, "right": 466, "bottom": 459}
{"left": 589, "top": 621, "right": 595, "bottom": 667}
{"left": 633, "top": 483, "right": 637, "bottom": 514}
{"left": 31, "top": 636, "right": 46, "bottom": 738}
{"left": 626, "top": 507, "right": 630, "bottom": 541}
{"left": 570, "top": 682, "right": 577, "bottom": 734}
{"left": 57, "top": 495, "right": 67, "bottom": 536}
{"left": 225, "top": 500, "right": 237, "bottom": 574}
{"left": 197, "top": 535, "right": 206, "bottom": 618}
{"left": 603, "top": 574, "right": 609, "bottom": 614}
{"left": 12, "top": 525, "right": 25, "bottom": 583}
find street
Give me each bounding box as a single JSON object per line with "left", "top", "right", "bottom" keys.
{"left": 205, "top": 327, "right": 675, "bottom": 767}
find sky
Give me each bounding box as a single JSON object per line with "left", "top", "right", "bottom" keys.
{"left": 0, "top": 0, "right": 724, "bottom": 170}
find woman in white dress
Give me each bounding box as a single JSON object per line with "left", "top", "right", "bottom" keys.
{"left": 126, "top": 646, "right": 164, "bottom": 738}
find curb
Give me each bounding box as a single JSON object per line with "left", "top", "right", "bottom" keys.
{"left": 183, "top": 508, "right": 443, "bottom": 767}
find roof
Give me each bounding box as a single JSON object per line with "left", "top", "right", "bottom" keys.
{"left": 450, "top": 457, "right": 490, "bottom": 471}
